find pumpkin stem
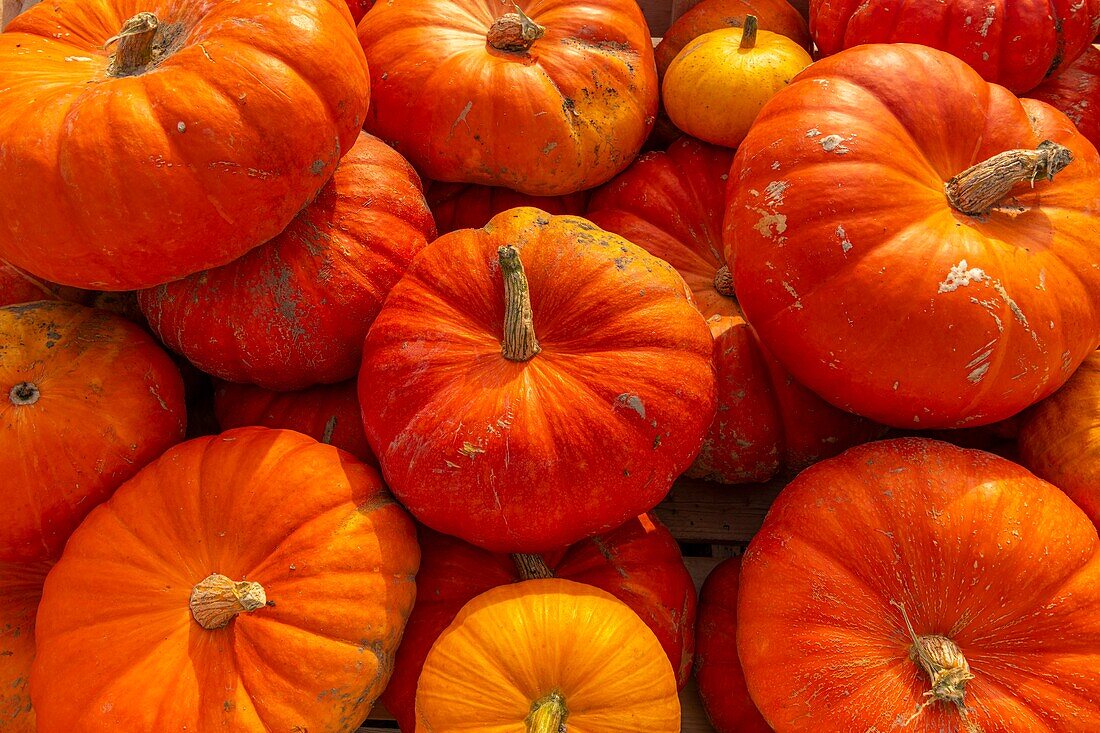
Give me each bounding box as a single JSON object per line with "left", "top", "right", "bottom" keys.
{"left": 499, "top": 245, "right": 542, "bottom": 362}
{"left": 526, "top": 691, "right": 568, "bottom": 733}
{"left": 189, "top": 573, "right": 267, "bottom": 630}
{"left": 511, "top": 553, "right": 555, "bottom": 580}
{"left": 106, "top": 12, "right": 160, "bottom": 76}
{"left": 739, "top": 15, "right": 759, "bottom": 49}
{"left": 944, "top": 140, "right": 1073, "bottom": 216}
{"left": 487, "top": 3, "right": 545, "bottom": 53}
{"left": 891, "top": 601, "right": 981, "bottom": 733}
{"left": 8, "top": 382, "right": 39, "bottom": 406}
{"left": 714, "top": 265, "right": 736, "bottom": 297}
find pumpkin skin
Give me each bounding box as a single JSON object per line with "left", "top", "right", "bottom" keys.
{"left": 728, "top": 44, "right": 1100, "bottom": 429}
{"left": 1018, "top": 350, "right": 1100, "bottom": 526}
{"left": 139, "top": 132, "right": 435, "bottom": 391}
{"left": 0, "top": 0, "right": 369, "bottom": 291}
{"left": 696, "top": 557, "right": 770, "bottom": 733}
{"left": 358, "top": 0, "right": 658, "bottom": 196}
{"left": 811, "top": 0, "right": 1100, "bottom": 94}
{"left": 587, "top": 138, "right": 881, "bottom": 483}
{"left": 382, "top": 515, "right": 696, "bottom": 732}
{"left": 214, "top": 379, "right": 375, "bottom": 466}
{"left": 0, "top": 561, "right": 50, "bottom": 732}
{"left": 0, "top": 302, "right": 186, "bottom": 563}
{"left": 360, "top": 208, "right": 716, "bottom": 552}
{"left": 415, "top": 578, "right": 681, "bottom": 732}
{"left": 655, "top": 0, "right": 811, "bottom": 77}
{"left": 1029, "top": 45, "right": 1100, "bottom": 151}
{"left": 739, "top": 438, "right": 1100, "bottom": 732}
{"left": 31, "top": 427, "right": 419, "bottom": 732}
{"left": 426, "top": 181, "right": 589, "bottom": 235}
{"left": 345, "top": 0, "right": 372, "bottom": 23}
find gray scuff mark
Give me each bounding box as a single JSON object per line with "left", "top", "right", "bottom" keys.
{"left": 616, "top": 393, "right": 646, "bottom": 419}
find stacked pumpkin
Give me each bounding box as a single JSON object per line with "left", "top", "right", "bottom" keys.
{"left": 0, "top": 0, "right": 1099, "bottom": 732}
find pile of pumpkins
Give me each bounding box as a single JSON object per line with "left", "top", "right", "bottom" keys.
{"left": 1, "top": 0, "right": 1099, "bottom": 731}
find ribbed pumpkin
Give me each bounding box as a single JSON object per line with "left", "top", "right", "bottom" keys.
{"left": 382, "top": 515, "right": 696, "bottom": 732}
{"left": 1, "top": 302, "right": 185, "bottom": 563}
{"left": 588, "top": 138, "right": 880, "bottom": 484}
{"left": 214, "top": 379, "right": 374, "bottom": 466}
{"left": 1028, "top": 45, "right": 1100, "bottom": 151}
{"left": 1018, "top": 350, "right": 1100, "bottom": 526}
{"left": 696, "top": 557, "right": 770, "bottom": 733}
{"left": 0, "top": 263, "right": 81, "bottom": 308}
{"left": 739, "top": 438, "right": 1100, "bottom": 731}
{"left": 31, "top": 427, "right": 419, "bottom": 732}
{"left": 139, "top": 132, "right": 435, "bottom": 391}
{"left": 415, "top": 575, "right": 681, "bottom": 732}
{"left": 0, "top": 0, "right": 369, "bottom": 290}
{"left": 359, "top": 207, "right": 716, "bottom": 552}
{"left": 358, "top": 0, "right": 658, "bottom": 195}
{"left": 728, "top": 44, "right": 1100, "bottom": 429}
{"left": 811, "top": 0, "right": 1100, "bottom": 93}
{"left": 0, "top": 561, "right": 50, "bottom": 733}
{"left": 345, "top": 0, "right": 372, "bottom": 23}
{"left": 655, "top": 0, "right": 810, "bottom": 77}
{"left": 426, "top": 181, "right": 589, "bottom": 235}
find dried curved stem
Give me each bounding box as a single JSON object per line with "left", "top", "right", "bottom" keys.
{"left": 945, "top": 141, "right": 1072, "bottom": 215}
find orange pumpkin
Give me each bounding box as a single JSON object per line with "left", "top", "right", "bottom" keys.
{"left": 139, "top": 132, "right": 435, "bottom": 390}
{"left": 0, "top": 0, "right": 369, "bottom": 291}
{"left": 426, "top": 181, "right": 589, "bottom": 235}
{"left": 587, "top": 138, "right": 881, "bottom": 483}
{"left": 739, "top": 438, "right": 1100, "bottom": 731}
{"left": 31, "top": 427, "right": 419, "bottom": 731}
{"left": 728, "top": 44, "right": 1100, "bottom": 429}
{"left": 359, "top": 207, "right": 716, "bottom": 552}
{"left": 358, "top": 0, "right": 658, "bottom": 195}
{"left": 1028, "top": 44, "right": 1100, "bottom": 151}
{"left": 1, "top": 302, "right": 185, "bottom": 562}
{"left": 1018, "top": 349, "right": 1100, "bottom": 526}
{"left": 0, "top": 560, "right": 49, "bottom": 733}
{"left": 415, "top": 576, "right": 681, "bottom": 732}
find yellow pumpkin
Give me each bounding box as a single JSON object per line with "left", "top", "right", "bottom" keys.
{"left": 415, "top": 574, "right": 681, "bottom": 732}
{"left": 662, "top": 16, "right": 811, "bottom": 148}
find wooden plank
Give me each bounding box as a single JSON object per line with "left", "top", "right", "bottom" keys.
{"left": 655, "top": 477, "right": 783, "bottom": 544}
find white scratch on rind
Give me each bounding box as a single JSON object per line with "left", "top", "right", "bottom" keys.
{"left": 939, "top": 260, "right": 986, "bottom": 293}
{"left": 836, "top": 225, "right": 853, "bottom": 253}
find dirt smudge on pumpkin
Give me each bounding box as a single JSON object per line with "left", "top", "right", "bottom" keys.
{"left": 836, "top": 225, "right": 853, "bottom": 253}
{"left": 449, "top": 101, "right": 473, "bottom": 139}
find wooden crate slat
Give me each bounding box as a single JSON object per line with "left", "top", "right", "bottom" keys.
{"left": 655, "top": 477, "right": 783, "bottom": 544}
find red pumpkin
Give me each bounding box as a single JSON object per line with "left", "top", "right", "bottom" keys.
{"left": 426, "top": 181, "right": 589, "bottom": 235}
{"left": 696, "top": 557, "right": 770, "bottom": 733}
{"left": 0, "top": 560, "right": 49, "bottom": 732}
{"left": 739, "top": 438, "right": 1100, "bottom": 731}
{"left": 381, "top": 514, "right": 696, "bottom": 732}
{"left": 345, "top": 0, "right": 373, "bottom": 23}
{"left": 811, "top": 0, "right": 1100, "bottom": 93}
{"left": 358, "top": 0, "right": 658, "bottom": 195}
{"left": 1, "top": 302, "right": 186, "bottom": 562}
{"left": 1029, "top": 45, "right": 1100, "bottom": 151}
{"left": 139, "top": 132, "right": 435, "bottom": 390}
{"left": 0, "top": 0, "right": 369, "bottom": 290}
{"left": 588, "top": 138, "right": 881, "bottom": 483}
{"left": 728, "top": 44, "right": 1100, "bottom": 429}
{"left": 359, "top": 207, "right": 716, "bottom": 551}
{"left": 214, "top": 379, "right": 374, "bottom": 466}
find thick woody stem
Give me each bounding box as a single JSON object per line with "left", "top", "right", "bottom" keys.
{"left": 8, "top": 382, "right": 39, "bottom": 406}
{"left": 107, "top": 12, "right": 160, "bottom": 76}
{"left": 944, "top": 140, "right": 1073, "bottom": 215}
{"left": 190, "top": 573, "right": 267, "bottom": 630}
{"left": 739, "top": 15, "right": 759, "bottom": 49}
{"left": 499, "top": 245, "right": 541, "bottom": 362}
{"left": 511, "top": 553, "right": 555, "bottom": 580}
{"left": 487, "top": 3, "right": 545, "bottom": 52}
{"left": 525, "top": 691, "right": 568, "bottom": 733}
{"left": 714, "top": 265, "right": 735, "bottom": 297}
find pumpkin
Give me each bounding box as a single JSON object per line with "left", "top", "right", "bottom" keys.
{"left": 358, "top": 0, "right": 658, "bottom": 196}
{"left": 426, "top": 181, "right": 589, "bottom": 236}
{"left": 382, "top": 514, "right": 696, "bottom": 732}
{"left": 587, "top": 137, "right": 881, "bottom": 483}
{"left": 0, "top": 262, "right": 76, "bottom": 308}
{"left": 0, "top": 560, "right": 50, "bottom": 732}
{"left": 655, "top": 0, "right": 811, "bottom": 77}
{"left": 811, "top": 0, "right": 1100, "bottom": 94}
{"left": 415, "top": 574, "right": 681, "bottom": 732}
{"left": 1018, "top": 349, "right": 1100, "bottom": 526}
{"left": 139, "top": 132, "right": 435, "bottom": 391}
{"left": 31, "top": 427, "right": 419, "bottom": 731}
{"left": 738, "top": 438, "right": 1100, "bottom": 732}
{"left": 696, "top": 557, "right": 770, "bottom": 733}
{"left": 728, "top": 44, "right": 1100, "bottom": 429}
{"left": 0, "top": 0, "right": 369, "bottom": 291}
{"left": 345, "top": 0, "right": 373, "bottom": 23}
{"left": 359, "top": 207, "right": 716, "bottom": 552}
{"left": 663, "top": 19, "right": 812, "bottom": 149}
{"left": 0, "top": 302, "right": 185, "bottom": 563}
{"left": 1029, "top": 45, "right": 1100, "bottom": 151}
{"left": 214, "top": 379, "right": 375, "bottom": 466}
